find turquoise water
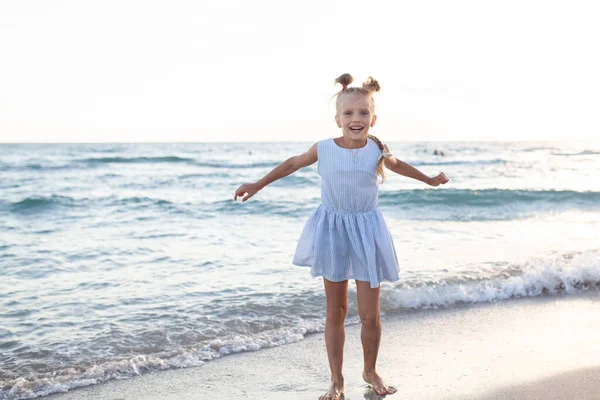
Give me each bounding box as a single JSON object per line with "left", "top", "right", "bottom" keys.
{"left": 1, "top": 141, "right": 599, "bottom": 399}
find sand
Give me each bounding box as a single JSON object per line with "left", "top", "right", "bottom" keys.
{"left": 47, "top": 290, "right": 600, "bottom": 400}
{"left": 472, "top": 366, "right": 600, "bottom": 400}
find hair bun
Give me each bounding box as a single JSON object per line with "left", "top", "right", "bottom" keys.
{"left": 362, "top": 76, "right": 381, "bottom": 93}
{"left": 335, "top": 73, "right": 353, "bottom": 87}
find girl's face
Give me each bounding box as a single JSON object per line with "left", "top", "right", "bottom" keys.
{"left": 335, "top": 93, "right": 377, "bottom": 143}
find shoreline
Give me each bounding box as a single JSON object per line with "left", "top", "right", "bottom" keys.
{"left": 42, "top": 290, "right": 600, "bottom": 400}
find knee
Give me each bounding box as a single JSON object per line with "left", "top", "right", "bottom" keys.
{"left": 326, "top": 304, "right": 348, "bottom": 324}
{"left": 359, "top": 311, "right": 380, "bottom": 327}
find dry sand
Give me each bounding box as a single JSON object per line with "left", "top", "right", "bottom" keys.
{"left": 471, "top": 366, "right": 600, "bottom": 400}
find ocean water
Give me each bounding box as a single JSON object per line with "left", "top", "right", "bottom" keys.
{"left": 1, "top": 141, "right": 599, "bottom": 399}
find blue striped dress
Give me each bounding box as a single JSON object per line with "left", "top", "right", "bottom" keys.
{"left": 292, "top": 137, "right": 400, "bottom": 288}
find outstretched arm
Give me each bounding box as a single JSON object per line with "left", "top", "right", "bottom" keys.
{"left": 383, "top": 146, "right": 449, "bottom": 187}
{"left": 234, "top": 142, "right": 318, "bottom": 202}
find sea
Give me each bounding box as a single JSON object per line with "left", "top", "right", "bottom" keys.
{"left": 1, "top": 141, "right": 599, "bottom": 399}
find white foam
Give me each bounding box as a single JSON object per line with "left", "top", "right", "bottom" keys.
{"left": 1, "top": 352, "right": 208, "bottom": 400}
{"left": 382, "top": 251, "right": 600, "bottom": 310}
{"left": 0, "top": 322, "right": 323, "bottom": 400}
{"left": 202, "top": 321, "right": 323, "bottom": 358}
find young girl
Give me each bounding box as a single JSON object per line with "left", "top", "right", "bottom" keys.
{"left": 234, "top": 73, "right": 449, "bottom": 400}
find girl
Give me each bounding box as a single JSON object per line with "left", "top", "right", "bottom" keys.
{"left": 234, "top": 73, "right": 449, "bottom": 400}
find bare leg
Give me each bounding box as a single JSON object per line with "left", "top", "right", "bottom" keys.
{"left": 319, "top": 278, "right": 348, "bottom": 400}
{"left": 355, "top": 280, "right": 397, "bottom": 396}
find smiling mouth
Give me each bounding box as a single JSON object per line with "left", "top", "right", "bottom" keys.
{"left": 350, "top": 127, "right": 364, "bottom": 133}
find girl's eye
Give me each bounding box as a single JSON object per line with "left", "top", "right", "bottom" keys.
{"left": 344, "top": 112, "right": 351, "bottom": 116}
{"left": 361, "top": 111, "right": 369, "bottom": 115}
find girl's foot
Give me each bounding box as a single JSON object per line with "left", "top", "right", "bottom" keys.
{"left": 362, "top": 370, "right": 397, "bottom": 396}
{"left": 319, "top": 381, "right": 345, "bottom": 400}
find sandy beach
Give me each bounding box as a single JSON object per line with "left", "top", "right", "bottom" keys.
{"left": 44, "top": 290, "right": 600, "bottom": 400}
{"left": 471, "top": 366, "right": 600, "bottom": 400}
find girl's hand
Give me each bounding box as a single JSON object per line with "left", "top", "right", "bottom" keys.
{"left": 234, "top": 182, "right": 261, "bottom": 202}
{"left": 428, "top": 172, "right": 449, "bottom": 187}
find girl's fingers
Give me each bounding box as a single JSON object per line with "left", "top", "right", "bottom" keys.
{"left": 430, "top": 173, "right": 449, "bottom": 186}
{"left": 234, "top": 185, "right": 249, "bottom": 200}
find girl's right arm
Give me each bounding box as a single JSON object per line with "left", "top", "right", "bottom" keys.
{"left": 234, "top": 142, "right": 318, "bottom": 202}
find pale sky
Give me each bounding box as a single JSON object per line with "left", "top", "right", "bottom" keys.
{"left": 1, "top": 0, "right": 599, "bottom": 143}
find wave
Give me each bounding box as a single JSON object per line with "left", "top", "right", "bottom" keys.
{"left": 79, "top": 156, "right": 282, "bottom": 169}
{"left": 0, "top": 155, "right": 220, "bottom": 171}
{"left": 381, "top": 251, "right": 600, "bottom": 310}
{"left": 2, "top": 156, "right": 196, "bottom": 171}
{"left": 269, "top": 174, "right": 318, "bottom": 187}
{"left": 4, "top": 157, "right": 284, "bottom": 170}
{"left": 80, "top": 156, "right": 195, "bottom": 165}
{"left": 378, "top": 189, "right": 600, "bottom": 219}
{"left": 3, "top": 196, "right": 186, "bottom": 218}
{"left": 177, "top": 172, "right": 231, "bottom": 180}
{"left": 523, "top": 146, "right": 561, "bottom": 152}
{"left": 409, "top": 158, "right": 507, "bottom": 167}
{"left": 195, "top": 161, "right": 281, "bottom": 169}
{"left": 0, "top": 164, "right": 72, "bottom": 172}
{"left": 212, "top": 198, "right": 317, "bottom": 217}
{"left": 6, "top": 195, "right": 76, "bottom": 213}
{"left": 2, "top": 250, "right": 598, "bottom": 400}
{"left": 551, "top": 150, "right": 600, "bottom": 156}
{"left": 108, "top": 196, "right": 174, "bottom": 206}
{"left": 379, "top": 188, "right": 600, "bottom": 206}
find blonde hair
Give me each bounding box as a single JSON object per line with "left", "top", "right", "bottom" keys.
{"left": 334, "top": 73, "right": 389, "bottom": 183}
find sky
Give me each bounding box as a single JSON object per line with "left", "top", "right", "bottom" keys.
{"left": 0, "top": 0, "right": 599, "bottom": 143}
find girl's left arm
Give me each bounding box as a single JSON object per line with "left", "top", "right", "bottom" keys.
{"left": 384, "top": 147, "right": 449, "bottom": 187}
